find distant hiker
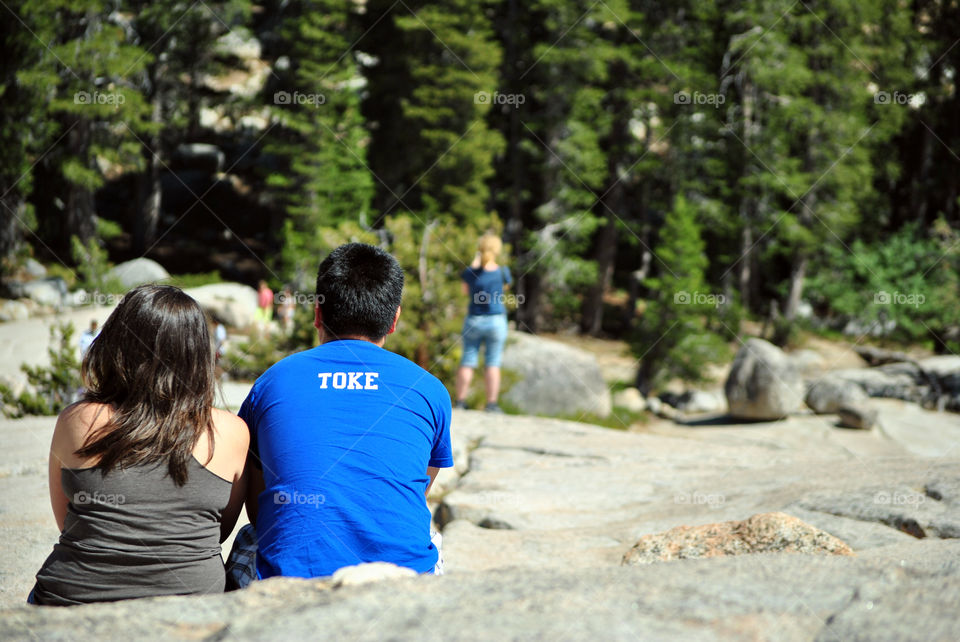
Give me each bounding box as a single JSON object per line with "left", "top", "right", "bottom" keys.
{"left": 78, "top": 320, "right": 99, "bottom": 357}
{"left": 255, "top": 280, "right": 273, "bottom": 325}
{"left": 455, "top": 233, "right": 512, "bottom": 412}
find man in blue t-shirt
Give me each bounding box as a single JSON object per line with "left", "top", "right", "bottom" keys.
{"left": 237, "top": 243, "right": 453, "bottom": 580}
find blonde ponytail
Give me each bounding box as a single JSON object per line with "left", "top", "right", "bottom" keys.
{"left": 478, "top": 234, "right": 502, "bottom": 267}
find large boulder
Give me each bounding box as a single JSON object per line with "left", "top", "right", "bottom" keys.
{"left": 675, "top": 389, "right": 726, "bottom": 415}
{"left": 622, "top": 512, "right": 854, "bottom": 565}
{"left": 22, "top": 278, "right": 67, "bottom": 307}
{"left": 184, "top": 283, "right": 259, "bottom": 328}
{"left": 805, "top": 375, "right": 869, "bottom": 414}
{"left": 612, "top": 387, "right": 645, "bottom": 413}
{"left": 0, "top": 300, "right": 30, "bottom": 322}
{"left": 724, "top": 338, "right": 805, "bottom": 420}
{"left": 501, "top": 332, "right": 611, "bottom": 419}
{"left": 107, "top": 258, "right": 170, "bottom": 289}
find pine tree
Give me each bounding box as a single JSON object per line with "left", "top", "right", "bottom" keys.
{"left": 632, "top": 194, "right": 728, "bottom": 391}
{"left": 126, "top": 0, "right": 252, "bottom": 253}
{"left": 0, "top": 0, "right": 56, "bottom": 269}
{"left": 263, "top": 0, "right": 374, "bottom": 288}
{"left": 21, "top": 0, "right": 150, "bottom": 256}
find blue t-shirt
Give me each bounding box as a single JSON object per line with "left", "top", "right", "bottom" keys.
{"left": 462, "top": 266, "right": 512, "bottom": 315}
{"left": 238, "top": 340, "right": 453, "bottom": 579}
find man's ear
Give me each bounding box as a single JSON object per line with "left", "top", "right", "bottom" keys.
{"left": 314, "top": 303, "right": 323, "bottom": 331}
{"left": 386, "top": 306, "right": 401, "bottom": 335}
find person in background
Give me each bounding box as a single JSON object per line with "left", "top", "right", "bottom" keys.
{"left": 214, "top": 321, "right": 228, "bottom": 363}
{"left": 277, "top": 287, "right": 295, "bottom": 334}
{"left": 29, "top": 285, "right": 249, "bottom": 606}
{"left": 255, "top": 281, "right": 273, "bottom": 326}
{"left": 455, "top": 233, "right": 512, "bottom": 413}
{"left": 78, "top": 320, "right": 99, "bottom": 357}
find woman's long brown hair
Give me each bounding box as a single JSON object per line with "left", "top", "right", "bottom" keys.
{"left": 76, "top": 285, "right": 215, "bottom": 486}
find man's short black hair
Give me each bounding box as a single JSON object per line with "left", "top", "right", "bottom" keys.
{"left": 315, "top": 243, "right": 404, "bottom": 341}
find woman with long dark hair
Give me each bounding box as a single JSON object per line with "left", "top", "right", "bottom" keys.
{"left": 29, "top": 285, "right": 249, "bottom": 605}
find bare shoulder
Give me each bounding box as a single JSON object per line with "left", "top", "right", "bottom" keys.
{"left": 211, "top": 408, "right": 250, "bottom": 449}
{"left": 53, "top": 402, "right": 113, "bottom": 466}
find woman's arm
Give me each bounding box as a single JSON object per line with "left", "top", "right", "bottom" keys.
{"left": 48, "top": 449, "right": 68, "bottom": 532}
{"left": 219, "top": 415, "right": 251, "bottom": 543}
{"left": 48, "top": 405, "right": 90, "bottom": 532}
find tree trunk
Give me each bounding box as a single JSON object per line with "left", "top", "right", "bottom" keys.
{"left": 134, "top": 91, "right": 163, "bottom": 255}
{"left": 515, "top": 270, "right": 541, "bottom": 333}
{"left": 580, "top": 205, "right": 618, "bottom": 335}
{"left": 65, "top": 119, "right": 96, "bottom": 246}
{"left": 0, "top": 194, "right": 25, "bottom": 267}
{"left": 738, "top": 220, "right": 753, "bottom": 312}
{"left": 783, "top": 253, "right": 808, "bottom": 321}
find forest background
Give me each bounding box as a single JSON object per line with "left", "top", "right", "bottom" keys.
{"left": 1, "top": 0, "right": 958, "bottom": 392}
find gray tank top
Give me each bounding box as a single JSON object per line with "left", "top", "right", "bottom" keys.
{"left": 33, "top": 457, "right": 232, "bottom": 606}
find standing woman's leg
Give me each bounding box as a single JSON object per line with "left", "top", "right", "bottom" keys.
{"left": 483, "top": 314, "right": 509, "bottom": 407}
{"left": 457, "top": 316, "right": 481, "bottom": 407}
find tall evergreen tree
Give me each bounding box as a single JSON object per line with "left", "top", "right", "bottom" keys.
{"left": 0, "top": 0, "right": 56, "bottom": 269}
{"left": 633, "top": 194, "right": 727, "bottom": 391}
{"left": 21, "top": 0, "right": 149, "bottom": 255}
{"left": 126, "top": 0, "right": 252, "bottom": 253}
{"left": 263, "top": 0, "right": 374, "bottom": 287}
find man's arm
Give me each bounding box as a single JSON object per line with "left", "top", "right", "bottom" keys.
{"left": 425, "top": 466, "right": 440, "bottom": 497}
{"left": 244, "top": 454, "right": 265, "bottom": 525}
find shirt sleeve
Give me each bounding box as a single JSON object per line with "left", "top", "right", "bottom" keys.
{"left": 237, "top": 387, "right": 262, "bottom": 470}
{"left": 461, "top": 267, "right": 478, "bottom": 286}
{"left": 428, "top": 384, "right": 454, "bottom": 468}
{"left": 502, "top": 266, "right": 513, "bottom": 286}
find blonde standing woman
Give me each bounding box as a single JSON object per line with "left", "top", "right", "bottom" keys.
{"left": 455, "top": 234, "right": 512, "bottom": 412}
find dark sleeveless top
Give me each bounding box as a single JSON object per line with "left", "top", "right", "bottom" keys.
{"left": 32, "top": 457, "right": 232, "bottom": 606}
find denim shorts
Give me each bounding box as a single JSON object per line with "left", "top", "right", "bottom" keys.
{"left": 461, "top": 314, "right": 508, "bottom": 368}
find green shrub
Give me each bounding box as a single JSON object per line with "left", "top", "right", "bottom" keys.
{"left": 0, "top": 323, "right": 82, "bottom": 417}
{"left": 806, "top": 220, "right": 960, "bottom": 349}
